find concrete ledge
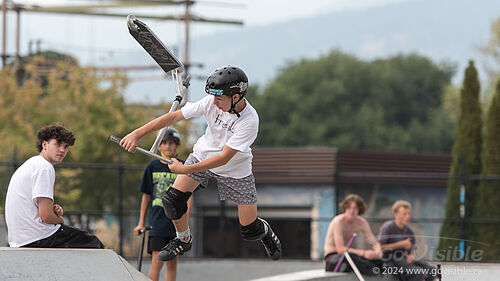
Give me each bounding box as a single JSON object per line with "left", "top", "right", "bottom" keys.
{"left": 0, "top": 247, "right": 149, "bottom": 281}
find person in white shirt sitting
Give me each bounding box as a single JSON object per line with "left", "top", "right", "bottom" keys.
{"left": 5, "top": 124, "right": 104, "bottom": 249}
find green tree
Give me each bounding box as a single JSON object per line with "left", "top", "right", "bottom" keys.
{"left": 252, "top": 50, "right": 455, "bottom": 153}
{"left": 475, "top": 78, "right": 500, "bottom": 260}
{"left": 0, "top": 55, "right": 195, "bottom": 211}
{"left": 438, "top": 61, "right": 482, "bottom": 260}
{"left": 478, "top": 18, "right": 500, "bottom": 83}
{"left": 478, "top": 17, "right": 500, "bottom": 115}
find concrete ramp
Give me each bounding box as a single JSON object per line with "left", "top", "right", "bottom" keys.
{"left": 250, "top": 269, "right": 396, "bottom": 281}
{"left": 441, "top": 262, "right": 500, "bottom": 281}
{"left": 0, "top": 248, "right": 149, "bottom": 281}
{"left": 251, "top": 263, "right": 500, "bottom": 281}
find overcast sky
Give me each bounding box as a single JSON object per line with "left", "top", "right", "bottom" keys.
{"left": 1, "top": 0, "right": 415, "bottom": 78}
{"left": 194, "top": 0, "right": 412, "bottom": 27}
{"left": 4, "top": 0, "right": 415, "bottom": 56}
{"left": 11, "top": 0, "right": 413, "bottom": 27}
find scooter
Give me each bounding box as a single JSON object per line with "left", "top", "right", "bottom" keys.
{"left": 137, "top": 226, "right": 153, "bottom": 272}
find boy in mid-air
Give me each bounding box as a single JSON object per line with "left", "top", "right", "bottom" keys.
{"left": 120, "top": 65, "right": 282, "bottom": 261}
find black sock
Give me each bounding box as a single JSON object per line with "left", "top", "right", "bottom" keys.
{"left": 240, "top": 218, "right": 265, "bottom": 236}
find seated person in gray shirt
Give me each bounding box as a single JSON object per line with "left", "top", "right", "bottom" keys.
{"left": 378, "top": 200, "right": 437, "bottom": 281}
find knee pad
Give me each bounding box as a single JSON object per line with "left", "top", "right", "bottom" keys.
{"left": 162, "top": 187, "right": 192, "bottom": 220}
{"left": 240, "top": 217, "right": 266, "bottom": 241}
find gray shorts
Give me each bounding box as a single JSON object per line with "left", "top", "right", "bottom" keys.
{"left": 185, "top": 154, "right": 257, "bottom": 205}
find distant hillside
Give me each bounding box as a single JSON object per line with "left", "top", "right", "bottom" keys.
{"left": 125, "top": 0, "right": 500, "bottom": 103}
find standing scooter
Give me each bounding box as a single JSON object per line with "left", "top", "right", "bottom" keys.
{"left": 137, "top": 226, "right": 153, "bottom": 272}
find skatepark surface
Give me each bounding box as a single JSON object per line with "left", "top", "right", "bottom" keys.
{"left": 1, "top": 248, "right": 499, "bottom": 281}
{"left": 129, "top": 256, "right": 500, "bottom": 281}
{"left": 130, "top": 258, "right": 397, "bottom": 281}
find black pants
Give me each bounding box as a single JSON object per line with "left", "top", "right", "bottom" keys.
{"left": 384, "top": 250, "right": 436, "bottom": 281}
{"left": 325, "top": 252, "right": 382, "bottom": 275}
{"left": 23, "top": 224, "right": 104, "bottom": 249}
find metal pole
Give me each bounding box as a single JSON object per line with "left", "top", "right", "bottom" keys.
{"left": 5, "top": 147, "right": 18, "bottom": 201}
{"left": 12, "top": 146, "right": 18, "bottom": 173}
{"left": 108, "top": 135, "right": 173, "bottom": 164}
{"left": 459, "top": 154, "right": 466, "bottom": 261}
{"left": 437, "top": 264, "right": 442, "bottom": 281}
{"left": 334, "top": 233, "right": 357, "bottom": 272}
{"left": 183, "top": 0, "right": 190, "bottom": 76}
{"left": 344, "top": 252, "right": 366, "bottom": 281}
{"left": 36, "top": 39, "right": 41, "bottom": 53}
{"left": 2, "top": 0, "right": 7, "bottom": 67}
{"left": 15, "top": 6, "right": 19, "bottom": 66}
{"left": 118, "top": 150, "right": 124, "bottom": 256}
{"left": 219, "top": 199, "right": 226, "bottom": 258}
{"left": 334, "top": 149, "right": 340, "bottom": 215}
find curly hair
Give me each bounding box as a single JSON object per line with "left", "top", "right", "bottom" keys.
{"left": 340, "top": 194, "right": 367, "bottom": 215}
{"left": 36, "top": 124, "right": 75, "bottom": 152}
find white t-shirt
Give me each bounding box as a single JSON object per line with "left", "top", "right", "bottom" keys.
{"left": 5, "top": 155, "right": 61, "bottom": 247}
{"left": 181, "top": 95, "right": 259, "bottom": 178}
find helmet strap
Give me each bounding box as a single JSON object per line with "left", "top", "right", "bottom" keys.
{"left": 228, "top": 94, "right": 245, "bottom": 117}
{"left": 160, "top": 152, "right": 174, "bottom": 160}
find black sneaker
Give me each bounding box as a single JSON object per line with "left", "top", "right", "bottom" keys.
{"left": 259, "top": 218, "right": 282, "bottom": 260}
{"left": 158, "top": 236, "right": 192, "bottom": 261}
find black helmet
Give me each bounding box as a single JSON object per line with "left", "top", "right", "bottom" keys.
{"left": 161, "top": 128, "right": 181, "bottom": 144}
{"left": 205, "top": 65, "right": 248, "bottom": 97}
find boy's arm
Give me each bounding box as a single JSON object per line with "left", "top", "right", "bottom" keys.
{"left": 362, "top": 220, "right": 382, "bottom": 258}
{"left": 169, "top": 145, "right": 238, "bottom": 174}
{"left": 121, "top": 110, "right": 185, "bottom": 152}
{"left": 378, "top": 222, "right": 412, "bottom": 252}
{"left": 372, "top": 242, "right": 383, "bottom": 257}
{"left": 380, "top": 238, "right": 413, "bottom": 251}
{"left": 38, "top": 197, "right": 64, "bottom": 225}
{"left": 134, "top": 193, "right": 151, "bottom": 236}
